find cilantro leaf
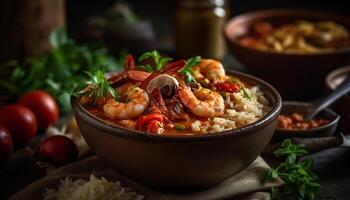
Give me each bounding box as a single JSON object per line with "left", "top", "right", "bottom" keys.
{"left": 263, "top": 139, "right": 320, "bottom": 200}
{"left": 80, "top": 69, "right": 119, "bottom": 105}
{"left": 178, "top": 56, "right": 201, "bottom": 84}
{"left": 0, "top": 28, "right": 123, "bottom": 113}
{"left": 138, "top": 50, "right": 172, "bottom": 72}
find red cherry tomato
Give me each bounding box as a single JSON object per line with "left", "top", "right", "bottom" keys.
{"left": 216, "top": 82, "right": 241, "bottom": 93}
{"left": 0, "top": 105, "right": 37, "bottom": 146}
{"left": 39, "top": 135, "right": 78, "bottom": 167}
{"left": 0, "top": 125, "right": 13, "bottom": 165}
{"left": 18, "top": 91, "right": 59, "bottom": 130}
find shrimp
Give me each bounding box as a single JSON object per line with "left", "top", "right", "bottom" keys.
{"left": 108, "top": 54, "right": 150, "bottom": 87}
{"left": 178, "top": 82, "right": 225, "bottom": 118}
{"left": 193, "top": 59, "right": 226, "bottom": 83}
{"left": 103, "top": 83, "right": 149, "bottom": 119}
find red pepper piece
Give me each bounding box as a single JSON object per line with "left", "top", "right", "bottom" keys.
{"left": 135, "top": 113, "right": 168, "bottom": 131}
{"left": 216, "top": 82, "right": 241, "bottom": 93}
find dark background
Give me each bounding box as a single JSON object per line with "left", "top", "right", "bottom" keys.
{"left": 1, "top": 1, "right": 350, "bottom": 199}
{"left": 67, "top": 0, "right": 350, "bottom": 43}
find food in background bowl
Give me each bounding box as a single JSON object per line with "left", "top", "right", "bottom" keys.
{"left": 78, "top": 52, "right": 271, "bottom": 135}
{"left": 272, "top": 101, "right": 339, "bottom": 142}
{"left": 72, "top": 50, "right": 281, "bottom": 189}
{"left": 240, "top": 20, "right": 350, "bottom": 54}
{"left": 224, "top": 9, "right": 350, "bottom": 99}
{"left": 278, "top": 113, "right": 329, "bottom": 130}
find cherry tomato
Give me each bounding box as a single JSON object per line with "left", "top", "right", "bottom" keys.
{"left": 0, "top": 105, "right": 37, "bottom": 146}
{"left": 0, "top": 124, "right": 13, "bottom": 165}
{"left": 18, "top": 91, "right": 59, "bottom": 130}
{"left": 216, "top": 82, "right": 241, "bottom": 93}
{"left": 39, "top": 135, "right": 78, "bottom": 167}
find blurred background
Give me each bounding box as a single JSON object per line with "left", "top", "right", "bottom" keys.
{"left": 0, "top": 0, "right": 350, "bottom": 102}
{"left": 66, "top": 0, "right": 350, "bottom": 47}
{"left": 1, "top": 1, "right": 350, "bottom": 199}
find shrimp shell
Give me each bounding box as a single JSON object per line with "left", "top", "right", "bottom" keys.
{"left": 193, "top": 59, "right": 226, "bottom": 83}
{"left": 178, "top": 84, "right": 225, "bottom": 118}
{"left": 103, "top": 83, "right": 149, "bottom": 119}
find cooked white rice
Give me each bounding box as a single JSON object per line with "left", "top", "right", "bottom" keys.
{"left": 43, "top": 175, "right": 143, "bottom": 200}
{"left": 191, "top": 86, "right": 271, "bottom": 133}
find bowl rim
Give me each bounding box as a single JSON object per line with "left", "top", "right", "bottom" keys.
{"left": 275, "top": 101, "right": 340, "bottom": 133}
{"left": 326, "top": 65, "right": 350, "bottom": 91}
{"left": 71, "top": 70, "right": 282, "bottom": 142}
{"left": 224, "top": 8, "right": 350, "bottom": 57}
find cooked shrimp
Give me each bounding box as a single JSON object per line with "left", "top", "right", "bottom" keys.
{"left": 103, "top": 83, "right": 149, "bottom": 119}
{"left": 193, "top": 59, "right": 226, "bottom": 83}
{"left": 178, "top": 83, "right": 225, "bottom": 118}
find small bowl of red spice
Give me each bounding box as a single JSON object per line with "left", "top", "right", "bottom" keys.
{"left": 272, "top": 101, "right": 340, "bottom": 142}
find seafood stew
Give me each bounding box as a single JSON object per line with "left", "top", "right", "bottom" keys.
{"left": 239, "top": 20, "right": 350, "bottom": 54}
{"left": 78, "top": 51, "right": 271, "bottom": 135}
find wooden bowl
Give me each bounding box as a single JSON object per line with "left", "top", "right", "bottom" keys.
{"left": 225, "top": 9, "right": 350, "bottom": 99}
{"left": 71, "top": 71, "right": 282, "bottom": 190}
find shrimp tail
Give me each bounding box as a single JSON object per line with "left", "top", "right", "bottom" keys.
{"left": 124, "top": 54, "right": 136, "bottom": 71}
{"left": 109, "top": 70, "right": 150, "bottom": 87}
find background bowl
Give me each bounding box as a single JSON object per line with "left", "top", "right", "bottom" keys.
{"left": 326, "top": 66, "right": 350, "bottom": 134}
{"left": 225, "top": 9, "right": 350, "bottom": 99}
{"left": 272, "top": 101, "right": 340, "bottom": 143}
{"left": 72, "top": 71, "right": 282, "bottom": 190}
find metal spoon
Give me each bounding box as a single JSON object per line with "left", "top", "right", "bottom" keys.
{"left": 305, "top": 75, "right": 350, "bottom": 121}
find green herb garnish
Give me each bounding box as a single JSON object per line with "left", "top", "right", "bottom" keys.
{"left": 241, "top": 86, "right": 251, "bottom": 100}
{"left": 0, "top": 28, "right": 122, "bottom": 113}
{"left": 138, "top": 50, "right": 172, "bottom": 72}
{"left": 80, "top": 70, "right": 119, "bottom": 105}
{"left": 263, "top": 139, "right": 321, "bottom": 200}
{"left": 228, "top": 76, "right": 241, "bottom": 83}
{"left": 178, "top": 56, "right": 201, "bottom": 84}
{"left": 174, "top": 124, "right": 186, "bottom": 131}
{"left": 220, "top": 92, "right": 227, "bottom": 99}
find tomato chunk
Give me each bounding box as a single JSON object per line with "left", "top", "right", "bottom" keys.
{"left": 216, "top": 82, "right": 241, "bottom": 93}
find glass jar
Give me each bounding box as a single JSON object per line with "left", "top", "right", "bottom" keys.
{"left": 175, "top": 0, "right": 229, "bottom": 60}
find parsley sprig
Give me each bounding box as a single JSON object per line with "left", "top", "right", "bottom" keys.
{"left": 80, "top": 70, "right": 119, "bottom": 105}
{"left": 0, "top": 28, "right": 122, "bottom": 113}
{"left": 138, "top": 50, "right": 172, "bottom": 72}
{"left": 178, "top": 56, "right": 201, "bottom": 84}
{"left": 264, "top": 139, "right": 321, "bottom": 200}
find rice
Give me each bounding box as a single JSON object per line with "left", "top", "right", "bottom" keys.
{"left": 191, "top": 86, "right": 271, "bottom": 133}
{"left": 43, "top": 175, "right": 143, "bottom": 200}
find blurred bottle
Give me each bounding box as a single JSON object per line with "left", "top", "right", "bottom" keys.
{"left": 175, "top": 0, "right": 229, "bottom": 60}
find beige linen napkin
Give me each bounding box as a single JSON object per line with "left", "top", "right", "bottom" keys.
{"left": 9, "top": 156, "right": 282, "bottom": 200}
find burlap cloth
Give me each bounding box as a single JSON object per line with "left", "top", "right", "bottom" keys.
{"left": 9, "top": 156, "right": 283, "bottom": 200}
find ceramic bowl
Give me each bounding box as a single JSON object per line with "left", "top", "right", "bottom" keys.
{"left": 272, "top": 101, "right": 340, "bottom": 142}
{"left": 71, "top": 71, "right": 282, "bottom": 190}
{"left": 225, "top": 9, "right": 350, "bottom": 99}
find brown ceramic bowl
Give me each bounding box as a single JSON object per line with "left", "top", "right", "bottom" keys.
{"left": 272, "top": 101, "right": 340, "bottom": 143}
{"left": 71, "top": 71, "right": 282, "bottom": 190}
{"left": 225, "top": 9, "right": 350, "bottom": 99}
{"left": 326, "top": 66, "right": 350, "bottom": 134}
